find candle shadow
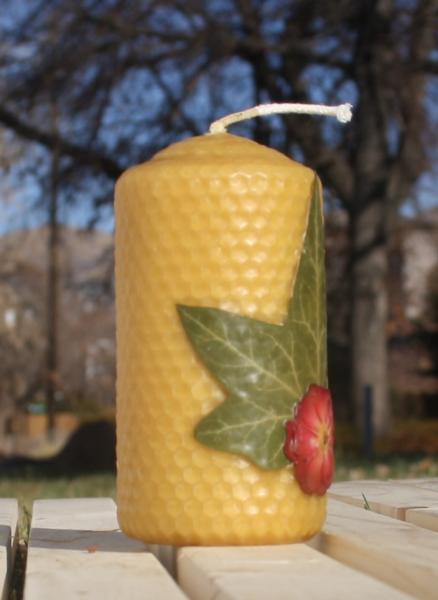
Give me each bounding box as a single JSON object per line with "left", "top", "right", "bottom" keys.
{"left": 29, "top": 527, "right": 147, "bottom": 553}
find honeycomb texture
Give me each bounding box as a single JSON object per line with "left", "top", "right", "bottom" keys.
{"left": 115, "top": 133, "right": 326, "bottom": 545}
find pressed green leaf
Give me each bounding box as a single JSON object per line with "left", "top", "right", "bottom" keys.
{"left": 177, "top": 176, "right": 327, "bottom": 470}
{"left": 286, "top": 177, "right": 328, "bottom": 389}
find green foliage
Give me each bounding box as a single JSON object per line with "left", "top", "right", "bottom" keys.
{"left": 178, "top": 178, "right": 327, "bottom": 469}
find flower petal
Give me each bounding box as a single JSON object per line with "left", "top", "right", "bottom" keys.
{"left": 283, "top": 384, "right": 335, "bottom": 496}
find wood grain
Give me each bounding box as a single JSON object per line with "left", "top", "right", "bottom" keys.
{"left": 0, "top": 499, "right": 18, "bottom": 600}
{"left": 315, "top": 498, "right": 438, "bottom": 599}
{"left": 23, "top": 498, "right": 187, "bottom": 600}
{"left": 405, "top": 507, "right": 438, "bottom": 532}
{"left": 178, "top": 544, "right": 412, "bottom": 599}
{"left": 329, "top": 480, "right": 438, "bottom": 520}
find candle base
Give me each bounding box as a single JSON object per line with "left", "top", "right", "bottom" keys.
{"left": 117, "top": 462, "right": 326, "bottom": 546}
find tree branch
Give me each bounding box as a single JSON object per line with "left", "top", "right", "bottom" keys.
{"left": 422, "top": 59, "right": 438, "bottom": 75}
{"left": 0, "top": 105, "right": 123, "bottom": 180}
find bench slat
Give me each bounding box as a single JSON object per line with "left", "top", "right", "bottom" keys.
{"left": 398, "top": 478, "right": 438, "bottom": 492}
{"left": 314, "top": 499, "right": 438, "bottom": 599}
{"left": 0, "top": 499, "right": 18, "bottom": 600}
{"left": 145, "top": 544, "right": 177, "bottom": 577}
{"left": 329, "top": 480, "right": 438, "bottom": 521}
{"left": 178, "top": 545, "right": 412, "bottom": 599}
{"left": 405, "top": 507, "right": 438, "bottom": 532}
{"left": 23, "top": 498, "right": 187, "bottom": 600}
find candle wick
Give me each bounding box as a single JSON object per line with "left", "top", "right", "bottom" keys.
{"left": 209, "top": 102, "right": 353, "bottom": 134}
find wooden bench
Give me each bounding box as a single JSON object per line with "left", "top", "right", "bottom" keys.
{"left": 2, "top": 479, "right": 438, "bottom": 599}
{"left": 0, "top": 498, "right": 18, "bottom": 600}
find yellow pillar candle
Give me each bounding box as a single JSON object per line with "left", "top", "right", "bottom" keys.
{"left": 115, "top": 104, "right": 350, "bottom": 545}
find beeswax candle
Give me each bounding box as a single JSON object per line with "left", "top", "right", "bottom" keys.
{"left": 116, "top": 104, "right": 351, "bottom": 545}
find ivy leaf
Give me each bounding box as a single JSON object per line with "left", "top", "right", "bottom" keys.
{"left": 286, "top": 177, "right": 327, "bottom": 389}
{"left": 177, "top": 176, "right": 327, "bottom": 470}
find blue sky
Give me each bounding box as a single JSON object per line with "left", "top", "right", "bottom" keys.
{"left": 1, "top": 136, "right": 436, "bottom": 237}
{"left": 0, "top": 1, "right": 436, "bottom": 233}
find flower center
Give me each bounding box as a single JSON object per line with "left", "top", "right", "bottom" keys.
{"left": 318, "top": 424, "right": 330, "bottom": 452}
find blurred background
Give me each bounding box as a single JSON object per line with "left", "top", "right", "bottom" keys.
{"left": 0, "top": 0, "right": 437, "bottom": 494}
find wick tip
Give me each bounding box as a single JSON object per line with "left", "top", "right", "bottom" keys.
{"left": 336, "top": 103, "right": 353, "bottom": 123}
{"left": 209, "top": 123, "right": 227, "bottom": 135}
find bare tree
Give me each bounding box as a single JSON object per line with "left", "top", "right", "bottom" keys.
{"left": 0, "top": 255, "right": 47, "bottom": 444}
{"left": 0, "top": 0, "right": 437, "bottom": 435}
{"left": 45, "top": 104, "right": 61, "bottom": 438}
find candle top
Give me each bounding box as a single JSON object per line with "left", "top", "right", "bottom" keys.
{"left": 117, "top": 133, "right": 314, "bottom": 189}
{"left": 152, "top": 132, "right": 296, "bottom": 164}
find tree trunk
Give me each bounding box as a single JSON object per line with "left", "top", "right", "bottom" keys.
{"left": 46, "top": 110, "right": 60, "bottom": 440}
{"left": 349, "top": 0, "right": 395, "bottom": 438}
{"left": 351, "top": 201, "right": 390, "bottom": 437}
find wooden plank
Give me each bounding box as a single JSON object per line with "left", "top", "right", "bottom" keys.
{"left": 0, "top": 498, "right": 18, "bottom": 600}
{"left": 314, "top": 498, "right": 438, "bottom": 599}
{"left": 145, "top": 544, "right": 177, "bottom": 578}
{"left": 24, "top": 498, "right": 187, "bottom": 600}
{"left": 405, "top": 507, "right": 438, "bottom": 533}
{"left": 396, "top": 478, "right": 438, "bottom": 492}
{"left": 178, "top": 544, "right": 412, "bottom": 599}
{"left": 329, "top": 480, "right": 438, "bottom": 520}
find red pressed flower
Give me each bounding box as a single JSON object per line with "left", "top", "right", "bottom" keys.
{"left": 284, "top": 384, "right": 334, "bottom": 496}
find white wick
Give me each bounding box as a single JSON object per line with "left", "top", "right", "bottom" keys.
{"left": 209, "top": 102, "right": 353, "bottom": 134}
